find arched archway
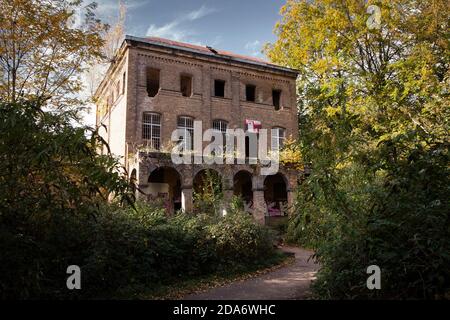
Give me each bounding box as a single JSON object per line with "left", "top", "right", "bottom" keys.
{"left": 233, "top": 170, "right": 253, "bottom": 211}
{"left": 193, "top": 169, "right": 222, "bottom": 213}
{"left": 147, "top": 166, "right": 182, "bottom": 214}
{"left": 264, "top": 173, "right": 288, "bottom": 217}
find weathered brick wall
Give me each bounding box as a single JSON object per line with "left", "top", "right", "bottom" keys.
{"left": 127, "top": 44, "right": 298, "bottom": 155}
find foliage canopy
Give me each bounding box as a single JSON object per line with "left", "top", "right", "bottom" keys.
{"left": 267, "top": 0, "right": 449, "bottom": 299}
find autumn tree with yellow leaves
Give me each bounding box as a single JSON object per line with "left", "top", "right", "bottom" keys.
{"left": 267, "top": 0, "right": 449, "bottom": 299}
{"left": 0, "top": 0, "right": 107, "bottom": 109}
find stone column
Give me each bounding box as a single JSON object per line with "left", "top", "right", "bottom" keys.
{"left": 181, "top": 188, "right": 193, "bottom": 213}
{"left": 252, "top": 190, "right": 266, "bottom": 225}
{"left": 252, "top": 174, "right": 266, "bottom": 224}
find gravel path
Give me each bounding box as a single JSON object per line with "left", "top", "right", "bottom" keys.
{"left": 183, "top": 246, "right": 319, "bottom": 300}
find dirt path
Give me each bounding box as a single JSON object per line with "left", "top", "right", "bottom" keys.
{"left": 183, "top": 246, "right": 319, "bottom": 300}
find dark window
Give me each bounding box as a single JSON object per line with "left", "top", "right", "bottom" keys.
{"left": 146, "top": 68, "right": 160, "bottom": 97}
{"left": 246, "top": 84, "right": 256, "bottom": 102}
{"left": 272, "top": 90, "right": 281, "bottom": 110}
{"left": 142, "top": 112, "right": 161, "bottom": 150}
{"left": 180, "top": 75, "right": 192, "bottom": 97}
{"left": 214, "top": 80, "right": 225, "bottom": 97}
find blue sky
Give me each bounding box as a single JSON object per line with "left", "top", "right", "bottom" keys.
{"left": 96, "top": 0, "right": 287, "bottom": 59}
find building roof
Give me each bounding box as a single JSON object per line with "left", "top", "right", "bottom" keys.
{"left": 125, "top": 35, "right": 298, "bottom": 75}
{"left": 95, "top": 36, "right": 298, "bottom": 99}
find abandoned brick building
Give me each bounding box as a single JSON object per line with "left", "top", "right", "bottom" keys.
{"left": 95, "top": 35, "right": 299, "bottom": 224}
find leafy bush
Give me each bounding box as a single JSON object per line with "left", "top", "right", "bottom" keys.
{"left": 207, "top": 212, "right": 275, "bottom": 269}
{"left": 82, "top": 205, "right": 276, "bottom": 297}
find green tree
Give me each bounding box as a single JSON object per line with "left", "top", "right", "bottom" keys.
{"left": 267, "top": 0, "right": 449, "bottom": 299}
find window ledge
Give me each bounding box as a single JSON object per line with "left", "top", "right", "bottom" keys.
{"left": 212, "top": 96, "right": 232, "bottom": 102}
{"left": 241, "top": 101, "right": 289, "bottom": 111}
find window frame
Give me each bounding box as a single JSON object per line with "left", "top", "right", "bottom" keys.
{"left": 271, "top": 127, "right": 286, "bottom": 151}
{"left": 142, "top": 112, "right": 162, "bottom": 150}
{"left": 212, "top": 119, "right": 228, "bottom": 133}
{"left": 177, "top": 116, "right": 195, "bottom": 151}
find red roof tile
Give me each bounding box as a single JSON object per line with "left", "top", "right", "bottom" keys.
{"left": 144, "top": 36, "right": 271, "bottom": 65}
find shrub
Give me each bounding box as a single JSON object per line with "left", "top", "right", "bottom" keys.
{"left": 291, "top": 143, "right": 450, "bottom": 299}
{"left": 207, "top": 212, "right": 275, "bottom": 269}
{"left": 72, "top": 206, "right": 277, "bottom": 298}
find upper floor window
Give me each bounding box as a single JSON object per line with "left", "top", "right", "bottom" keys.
{"left": 246, "top": 84, "right": 256, "bottom": 102}
{"left": 180, "top": 74, "right": 193, "bottom": 97}
{"left": 214, "top": 80, "right": 225, "bottom": 97}
{"left": 146, "top": 67, "right": 160, "bottom": 97}
{"left": 142, "top": 112, "right": 161, "bottom": 150}
{"left": 272, "top": 127, "right": 285, "bottom": 151}
{"left": 272, "top": 90, "right": 281, "bottom": 110}
{"left": 177, "top": 116, "right": 194, "bottom": 151}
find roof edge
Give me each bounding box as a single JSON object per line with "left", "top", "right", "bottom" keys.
{"left": 125, "top": 35, "right": 299, "bottom": 76}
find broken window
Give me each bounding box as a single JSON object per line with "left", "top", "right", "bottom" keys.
{"left": 146, "top": 68, "right": 160, "bottom": 97}
{"left": 142, "top": 112, "right": 161, "bottom": 150}
{"left": 214, "top": 80, "right": 225, "bottom": 97}
{"left": 272, "top": 90, "right": 281, "bottom": 110}
{"left": 180, "top": 75, "right": 192, "bottom": 97}
{"left": 246, "top": 84, "right": 256, "bottom": 102}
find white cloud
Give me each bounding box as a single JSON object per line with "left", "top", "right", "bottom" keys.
{"left": 146, "top": 4, "right": 217, "bottom": 42}
{"left": 245, "top": 40, "right": 263, "bottom": 57}
{"left": 186, "top": 4, "right": 217, "bottom": 21}
{"left": 146, "top": 21, "right": 191, "bottom": 41}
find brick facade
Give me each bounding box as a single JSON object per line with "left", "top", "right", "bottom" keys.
{"left": 95, "top": 36, "right": 301, "bottom": 224}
